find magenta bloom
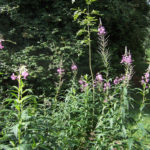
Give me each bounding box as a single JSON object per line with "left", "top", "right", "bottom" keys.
{"left": 121, "top": 53, "right": 132, "bottom": 65}
{"left": 57, "top": 68, "right": 64, "bottom": 75}
{"left": 11, "top": 73, "right": 17, "bottom": 80}
{"left": 98, "top": 26, "right": 106, "bottom": 36}
{"left": 114, "top": 77, "right": 120, "bottom": 85}
{"left": 22, "top": 71, "right": 29, "bottom": 79}
{"left": 145, "top": 72, "right": 149, "bottom": 78}
{"left": 83, "top": 83, "right": 88, "bottom": 88}
{"left": 141, "top": 71, "right": 150, "bottom": 87}
{"left": 71, "top": 64, "right": 77, "bottom": 71}
{"left": 79, "top": 79, "right": 88, "bottom": 91}
{"left": 141, "top": 79, "right": 145, "bottom": 85}
{"left": 104, "top": 99, "right": 108, "bottom": 103}
{"left": 96, "top": 73, "right": 103, "bottom": 82}
{"left": 79, "top": 80, "right": 84, "bottom": 85}
{"left": 104, "top": 82, "right": 111, "bottom": 91}
{"left": 0, "top": 42, "right": 4, "bottom": 49}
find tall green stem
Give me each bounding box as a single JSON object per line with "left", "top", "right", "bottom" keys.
{"left": 87, "top": 4, "right": 95, "bottom": 102}
{"left": 17, "top": 77, "right": 22, "bottom": 146}
{"left": 55, "top": 75, "right": 62, "bottom": 103}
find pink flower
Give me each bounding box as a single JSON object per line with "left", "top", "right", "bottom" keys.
{"left": 79, "top": 80, "right": 84, "bottom": 85}
{"left": 57, "top": 68, "right": 64, "bottom": 75}
{"left": 104, "top": 82, "right": 111, "bottom": 91}
{"left": 11, "top": 73, "right": 17, "bottom": 80}
{"left": 104, "top": 99, "right": 108, "bottom": 103}
{"left": 113, "top": 77, "right": 120, "bottom": 85}
{"left": 0, "top": 42, "right": 4, "bottom": 49}
{"left": 145, "top": 72, "right": 149, "bottom": 78}
{"left": 141, "top": 80, "right": 145, "bottom": 85}
{"left": 98, "top": 26, "right": 106, "bottom": 35}
{"left": 71, "top": 64, "right": 77, "bottom": 71}
{"left": 22, "top": 71, "right": 29, "bottom": 79}
{"left": 141, "top": 71, "right": 150, "bottom": 86}
{"left": 79, "top": 79, "right": 88, "bottom": 91}
{"left": 96, "top": 73, "right": 103, "bottom": 82}
{"left": 83, "top": 83, "right": 88, "bottom": 88}
{"left": 120, "top": 53, "right": 132, "bottom": 65}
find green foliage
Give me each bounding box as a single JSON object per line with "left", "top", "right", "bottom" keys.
{"left": 0, "top": 0, "right": 150, "bottom": 149}
{"left": 0, "top": 0, "right": 149, "bottom": 99}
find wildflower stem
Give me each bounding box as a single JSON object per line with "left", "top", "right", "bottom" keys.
{"left": 87, "top": 5, "right": 95, "bottom": 127}
{"left": 87, "top": 4, "right": 95, "bottom": 103}
{"left": 55, "top": 75, "right": 62, "bottom": 103}
{"left": 17, "top": 77, "right": 22, "bottom": 145}
{"left": 139, "top": 86, "right": 146, "bottom": 120}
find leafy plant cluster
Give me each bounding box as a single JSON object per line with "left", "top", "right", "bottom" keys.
{"left": 0, "top": 0, "right": 149, "bottom": 99}
{"left": 0, "top": 0, "right": 150, "bottom": 149}
{"left": 0, "top": 28, "right": 150, "bottom": 149}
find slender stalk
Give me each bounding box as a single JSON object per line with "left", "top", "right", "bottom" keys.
{"left": 17, "top": 77, "right": 22, "bottom": 147}
{"left": 55, "top": 75, "right": 62, "bottom": 103}
{"left": 139, "top": 86, "right": 146, "bottom": 120}
{"left": 87, "top": 4, "right": 95, "bottom": 103}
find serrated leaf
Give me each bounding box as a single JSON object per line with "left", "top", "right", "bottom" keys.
{"left": 18, "top": 144, "right": 32, "bottom": 150}
{"left": 91, "top": 10, "right": 100, "bottom": 15}
{"left": 127, "top": 138, "right": 134, "bottom": 150}
{"left": 76, "top": 29, "right": 87, "bottom": 36}
{"left": 110, "top": 118, "right": 113, "bottom": 128}
{"left": 12, "top": 124, "right": 19, "bottom": 138}
{"left": 21, "top": 110, "right": 30, "bottom": 120}
{"left": 73, "top": 10, "right": 82, "bottom": 21}
{"left": 20, "top": 95, "right": 33, "bottom": 103}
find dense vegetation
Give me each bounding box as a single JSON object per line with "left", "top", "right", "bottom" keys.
{"left": 0, "top": 0, "right": 150, "bottom": 149}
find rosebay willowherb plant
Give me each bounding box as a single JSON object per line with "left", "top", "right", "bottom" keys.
{"left": 92, "top": 24, "right": 137, "bottom": 149}
{"left": 138, "top": 66, "right": 150, "bottom": 120}
{"left": 0, "top": 65, "right": 37, "bottom": 150}
{"left": 0, "top": 6, "right": 150, "bottom": 149}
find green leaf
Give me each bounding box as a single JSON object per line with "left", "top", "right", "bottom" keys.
{"left": 91, "top": 28, "right": 98, "bottom": 32}
{"left": 21, "top": 110, "right": 31, "bottom": 120}
{"left": 18, "top": 144, "right": 32, "bottom": 150}
{"left": 122, "top": 125, "right": 127, "bottom": 138}
{"left": 127, "top": 138, "right": 134, "bottom": 150}
{"left": 137, "top": 123, "right": 147, "bottom": 136}
{"left": 20, "top": 95, "right": 34, "bottom": 103}
{"left": 73, "top": 10, "right": 82, "bottom": 21}
{"left": 76, "top": 29, "right": 87, "bottom": 36}
{"left": 123, "top": 87, "right": 127, "bottom": 96}
{"left": 22, "top": 89, "right": 32, "bottom": 94}
{"left": 91, "top": 10, "right": 100, "bottom": 15}
{"left": 109, "top": 118, "right": 113, "bottom": 128}
{"left": 4, "top": 98, "right": 14, "bottom": 104}
{"left": 0, "top": 145, "right": 11, "bottom": 150}
{"left": 12, "top": 124, "right": 19, "bottom": 138}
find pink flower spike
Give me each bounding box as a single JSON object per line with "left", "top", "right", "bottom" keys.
{"left": 22, "top": 71, "right": 29, "bottom": 79}
{"left": 71, "top": 64, "right": 77, "bottom": 71}
{"left": 145, "top": 72, "right": 149, "bottom": 78}
{"left": 104, "top": 82, "right": 111, "bottom": 91}
{"left": 120, "top": 53, "right": 132, "bottom": 65}
{"left": 98, "top": 26, "right": 106, "bottom": 36}
{"left": 57, "top": 68, "right": 64, "bottom": 75}
{"left": 83, "top": 83, "right": 88, "bottom": 88}
{"left": 96, "top": 73, "right": 103, "bottom": 82}
{"left": 0, "top": 42, "right": 4, "bottom": 49}
{"left": 79, "top": 80, "right": 84, "bottom": 85}
{"left": 114, "top": 77, "right": 119, "bottom": 85}
{"left": 11, "top": 73, "right": 17, "bottom": 80}
{"left": 141, "top": 80, "right": 145, "bottom": 85}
